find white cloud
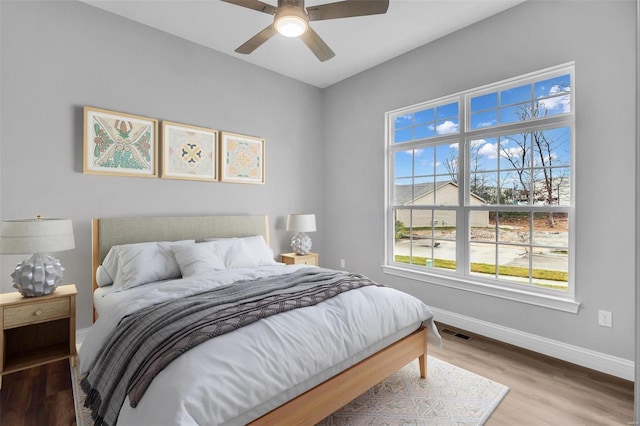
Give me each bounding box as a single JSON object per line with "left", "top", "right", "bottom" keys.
{"left": 436, "top": 120, "right": 459, "bottom": 134}
{"left": 540, "top": 94, "right": 570, "bottom": 113}
{"left": 478, "top": 142, "right": 499, "bottom": 159}
{"left": 449, "top": 142, "right": 459, "bottom": 150}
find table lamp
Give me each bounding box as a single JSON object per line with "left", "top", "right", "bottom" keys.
{"left": 0, "top": 216, "right": 75, "bottom": 297}
{"left": 286, "top": 213, "right": 316, "bottom": 255}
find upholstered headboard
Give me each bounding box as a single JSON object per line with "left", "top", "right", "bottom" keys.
{"left": 91, "top": 215, "right": 270, "bottom": 315}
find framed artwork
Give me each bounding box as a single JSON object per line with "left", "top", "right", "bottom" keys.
{"left": 161, "top": 121, "right": 218, "bottom": 181}
{"left": 220, "top": 131, "right": 266, "bottom": 184}
{"left": 84, "top": 106, "right": 158, "bottom": 177}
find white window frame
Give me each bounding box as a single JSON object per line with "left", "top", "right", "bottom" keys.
{"left": 383, "top": 63, "right": 579, "bottom": 313}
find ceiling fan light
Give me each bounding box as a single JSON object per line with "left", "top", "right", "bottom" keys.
{"left": 275, "top": 15, "right": 308, "bottom": 37}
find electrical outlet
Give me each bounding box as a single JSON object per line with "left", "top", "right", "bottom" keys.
{"left": 598, "top": 310, "right": 612, "bottom": 328}
{"left": 340, "top": 259, "right": 345, "bottom": 268}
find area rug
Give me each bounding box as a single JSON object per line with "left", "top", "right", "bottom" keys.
{"left": 71, "top": 356, "right": 508, "bottom": 426}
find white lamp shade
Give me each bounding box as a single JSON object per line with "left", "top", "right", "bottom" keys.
{"left": 286, "top": 213, "right": 316, "bottom": 233}
{"left": 0, "top": 218, "right": 75, "bottom": 254}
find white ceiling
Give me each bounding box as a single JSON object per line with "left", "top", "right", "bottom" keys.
{"left": 80, "top": 0, "right": 526, "bottom": 88}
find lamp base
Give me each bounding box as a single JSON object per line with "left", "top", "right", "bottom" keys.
{"left": 291, "top": 232, "right": 312, "bottom": 255}
{"left": 11, "top": 253, "right": 65, "bottom": 297}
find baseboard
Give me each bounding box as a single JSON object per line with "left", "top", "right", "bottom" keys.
{"left": 431, "top": 307, "right": 635, "bottom": 381}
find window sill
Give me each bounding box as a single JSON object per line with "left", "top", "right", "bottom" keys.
{"left": 382, "top": 264, "right": 580, "bottom": 314}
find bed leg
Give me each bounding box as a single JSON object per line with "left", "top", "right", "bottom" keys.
{"left": 419, "top": 354, "right": 427, "bottom": 378}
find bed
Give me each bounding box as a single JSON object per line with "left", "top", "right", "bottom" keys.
{"left": 79, "top": 215, "right": 441, "bottom": 425}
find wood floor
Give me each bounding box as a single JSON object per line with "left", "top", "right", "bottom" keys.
{"left": 0, "top": 323, "right": 634, "bottom": 425}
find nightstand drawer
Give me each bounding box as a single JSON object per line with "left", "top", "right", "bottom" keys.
{"left": 281, "top": 253, "right": 319, "bottom": 266}
{"left": 4, "top": 298, "right": 70, "bottom": 329}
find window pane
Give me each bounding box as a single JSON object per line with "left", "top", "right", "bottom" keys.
{"left": 532, "top": 212, "right": 568, "bottom": 245}
{"left": 500, "top": 103, "right": 532, "bottom": 124}
{"left": 471, "top": 92, "right": 498, "bottom": 112}
{"left": 413, "top": 146, "right": 435, "bottom": 176}
{"left": 393, "top": 209, "right": 411, "bottom": 265}
{"left": 500, "top": 133, "right": 530, "bottom": 171}
{"left": 410, "top": 210, "right": 435, "bottom": 268}
{"left": 433, "top": 211, "right": 456, "bottom": 272}
{"left": 394, "top": 178, "right": 412, "bottom": 205}
{"left": 497, "top": 244, "right": 530, "bottom": 284}
{"left": 395, "top": 114, "right": 413, "bottom": 129}
{"left": 394, "top": 127, "right": 412, "bottom": 143}
{"left": 497, "top": 211, "right": 530, "bottom": 244}
{"left": 471, "top": 138, "right": 498, "bottom": 171}
{"left": 415, "top": 149, "right": 435, "bottom": 177}
{"left": 436, "top": 102, "right": 459, "bottom": 119}
{"left": 532, "top": 126, "right": 571, "bottom": 166}
{"left": 394, "top": 150, "right": 413, "bottom": 178}
{"left": 413, "top": 177, "right": 435, "bottom": 205}
{"left": 502, "top": 170, "right": 531, "bottom": 204}
{"left": 501, "top": 84, "right": 531, "bottom": 106}
{"left": 414, "top": 108, "right": 435, "bottom": 124}
{"left": 470, "top": 211, "right": 493, "bottom": 242}
{"left": 470, "top": 172, "right": 496, "bottom": 204}
{"left": 436, "top": 144, "right": 458, "bottom": 181}
{"left": 434, "top": 181, "right": 459, "bottom": 206}
{"left": 414, "top": 124, "right": 434, "bottom": 140}
{"left": 470, "top": 242, "right": 496, "bottom": 278}
{"left": 534, "top": 74, "right": 570, "bottom": 99}
{"left": 538, "top": 95, "right": 570, "bottom": 116}
{"left": 531, "top": 254, "right": 568, "bottom": 291}
{"left": 471, "top": 110, "right": 498, "bottom": 129}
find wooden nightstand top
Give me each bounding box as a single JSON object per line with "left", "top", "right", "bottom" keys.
{"left": 0, "top": 284, "right": 77, "bottom": 307}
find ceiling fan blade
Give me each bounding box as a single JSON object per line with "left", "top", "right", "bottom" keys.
{"left": 300, "top": 27, "right": 335, "bottom": 62}
{"left": 235, "top": 24, "right": 277, "bottom": 54}
{"left": 220, "top": 0, "right": 277, "bottom": 15}
{"left": 307, "top": 0, "right": 389, "bottom": 21}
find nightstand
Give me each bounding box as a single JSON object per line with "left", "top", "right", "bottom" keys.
{"left": 0, "top": 284, "right": 77, "bottom": 388}
{"left": 281, "top": 252, "right": 319, "bottom": 266}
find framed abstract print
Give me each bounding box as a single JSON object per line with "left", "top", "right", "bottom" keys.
{"left": 83, "top": 107, "right": 158, "bottom": 177}
{"left": 161, "top": 121, "right": 218, "bottom": 181}
{"left": 220, "top": 132, "right": 265, "bottom": 184}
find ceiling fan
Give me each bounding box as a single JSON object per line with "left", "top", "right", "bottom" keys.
{"left": 221, "top": 0, "right": 390, "bottom": 62}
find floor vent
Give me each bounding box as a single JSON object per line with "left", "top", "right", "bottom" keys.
{"left": 441, "top": 328, "right": 472, "bottom": 341}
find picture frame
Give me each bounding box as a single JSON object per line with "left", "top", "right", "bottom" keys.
{"left": 220, "top": 131, "right": 266, "bottom": 184}
{"left": 84, "top": 106, "right": 158, "bottom": 177}
{"left": 161, "top": 121, "right": 218, "bottom": 181}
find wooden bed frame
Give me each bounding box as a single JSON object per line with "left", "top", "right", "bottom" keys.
{"left": 90, "top": 215, "right": 428, "bottom": 425}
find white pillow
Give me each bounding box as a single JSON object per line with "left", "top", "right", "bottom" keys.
{"left": 206, "top": 235, "right": 277, "bottom": 266}
{"left": 99, "top": 245, "right": 121, "bottom": 286}
{"left": 111, "top": 240, "right": 195, "bottom": 291}
{"left": 96, "top": 265, "right": 113, "bottom": 287}
{"left": 206, "top": 239, "right": 260, "bottom": 269}
{"left": 241, "top": 235, "right": 278, "bottom": 266}
{"left": 171, "top": 242, "right": 226, "bottom": 278}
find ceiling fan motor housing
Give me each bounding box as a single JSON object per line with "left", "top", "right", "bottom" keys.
{"left": 274, "top": 4, "right": 309, "bottom": 37}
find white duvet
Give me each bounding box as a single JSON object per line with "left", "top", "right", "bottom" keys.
{"left": 80, "top": 265, "right": 441, "bottom": 425}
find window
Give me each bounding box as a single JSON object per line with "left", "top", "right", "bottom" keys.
{"left": 385, "top": 64, "right": 577, "bottom": 312}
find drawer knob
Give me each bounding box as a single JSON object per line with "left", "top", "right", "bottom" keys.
{"left": 34, "top": 309, "right": 42, "bottom": 316}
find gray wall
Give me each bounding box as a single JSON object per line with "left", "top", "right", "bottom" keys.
{"left": 322, "top": 0, "right": 636, "bottom": 360}
{"left": 0, "top": 1, "right": 325, "bottom": 328}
